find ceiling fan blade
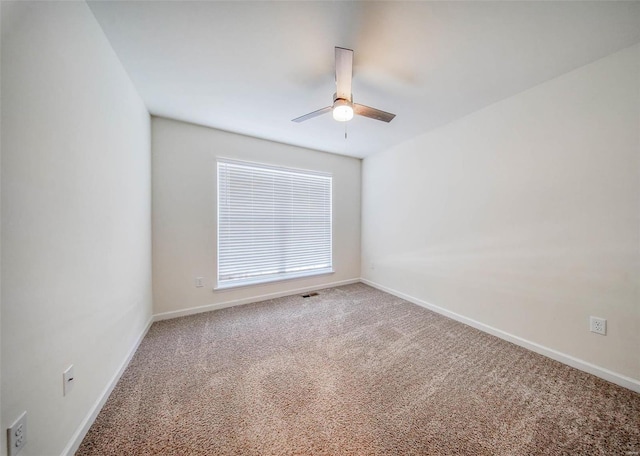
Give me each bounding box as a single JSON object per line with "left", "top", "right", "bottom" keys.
{"left": 353, "top": 103, "right": 396, "bottom": 123}
{"left": 335, "top": 47, "right": 353, "bottom": 100}
{"left": 291, "top": 106, "right": 332, "bottom": 123}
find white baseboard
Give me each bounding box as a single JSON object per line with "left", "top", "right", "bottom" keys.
{"left": 360, "top": 278, "right": 640, "bottom": 394}
{"left": 60, "top": 316, "right": 154, "bottom": 456}
{"left": 153, "top": 278, "right": 361, "bottom": 322}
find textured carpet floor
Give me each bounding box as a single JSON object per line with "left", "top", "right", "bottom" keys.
{"left": 77, "top": 283, "right": 640, "bottom": 455}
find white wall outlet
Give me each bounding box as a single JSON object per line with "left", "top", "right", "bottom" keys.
{"left": 7, "top": 411, "right": 27, "bottom": 456}
{"left": 590, "top": 316, "right": 607, "bottom": 335}
{"left": 63, "top": 365, "right": 75, "bottom": 396}
{"left": 195, "top": 277, "right": 204, "bottom": 287}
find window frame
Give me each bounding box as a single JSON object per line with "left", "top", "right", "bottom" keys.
{"left": 215, "top": 158, "right": 333, "bottom": 290}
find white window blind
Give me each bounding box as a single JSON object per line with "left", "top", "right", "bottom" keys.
{"left": 217, "top": 159, "right": 332, "bottom": 289}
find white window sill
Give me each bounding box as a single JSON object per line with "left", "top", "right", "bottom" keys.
{"left": 214, "top": 269, "right": 335, "bottom": 291}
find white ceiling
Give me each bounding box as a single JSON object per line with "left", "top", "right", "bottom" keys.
{"left": 88, "top": 1, "right": 640, "bottom": 159}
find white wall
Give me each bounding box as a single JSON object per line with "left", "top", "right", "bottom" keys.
{"left": 0, "top": 1, "right": 3, "bottom": 452}
{"left": 362, "top": 44, "right": 640, "bottom": 383}
{"left": 1, "top": 2, "right": 152, "bottom": 455}
{"left": 152, "top": 117, "right": 360, "bottom": 316}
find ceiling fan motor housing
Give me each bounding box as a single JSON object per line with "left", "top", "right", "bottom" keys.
{"left": 333, "top": 92, "right": 352, "bottom": 104}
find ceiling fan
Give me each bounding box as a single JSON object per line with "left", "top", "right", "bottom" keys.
{"left": 292, "top": 47, "right": 396, "bottom": 124}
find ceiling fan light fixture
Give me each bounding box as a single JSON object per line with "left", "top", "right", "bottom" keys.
{"left": 332, "top": 99, "right": 354, "bottom": 122}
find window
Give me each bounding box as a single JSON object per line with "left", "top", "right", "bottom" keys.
{"left": 217, "top": 159, "right": 332, "bottom": 289}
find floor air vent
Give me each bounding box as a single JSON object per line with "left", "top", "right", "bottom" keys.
{"left": 301, "top": 292, "right": 319, "bottom": 298}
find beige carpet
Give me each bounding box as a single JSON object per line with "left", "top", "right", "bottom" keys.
{"left": 77, "top": 283, "right": 640, "bottom": 455}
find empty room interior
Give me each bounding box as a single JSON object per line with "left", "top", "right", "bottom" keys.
{"left": 2, "top": 1, "right": 640, "bottom": 455}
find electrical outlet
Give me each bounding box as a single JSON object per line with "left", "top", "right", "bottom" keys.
{"left": 195, "top": 277, "right": 204, "bottom": 288}
{"left": 63, "top": 365, "right": 75, "bottom": 396}
{"left": 7, "top": 411, "right": 27, "bottom": 456}
{"left": 590, "top": 316, "right": 607, "bottom": 335}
